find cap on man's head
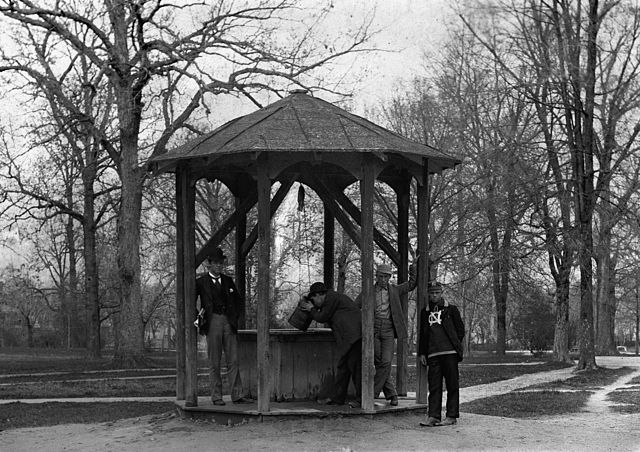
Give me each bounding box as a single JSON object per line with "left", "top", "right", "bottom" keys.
{"left": 376, "top": 264, "right": 393, "bottom": 275}
{"left": 427, "top": 280, "right": 443, "bottom": 291}
{"left": 308, "top": 282, "right": 328, "bottom": 298}
{"left": 207, "top": 247, "right": 226, "bottom": 263}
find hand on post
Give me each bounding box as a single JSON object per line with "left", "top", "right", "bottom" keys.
{"left": 410, "top": 253, "right": 420, "bottom": 274}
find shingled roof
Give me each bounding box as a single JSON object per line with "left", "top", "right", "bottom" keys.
{"left": 147, "top": 90, "right": 460, "bottom": 177}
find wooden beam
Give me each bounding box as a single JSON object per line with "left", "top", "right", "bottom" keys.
{"left": 314, "top": 177, "right": 400, "bottom": 266}
{"left": 305, "top": 173, "right": 361, "bottom": 249}
{"left": 235, "top": 195, "right": 247, "bottom": 329}
{"left": 175, "top": 170, "right": 186, "bottom": 401}
{"left": 240, "top": 175, "right": 296, "bottom": 257}
{"left": 323, "top": 206, "right": 335, "bottom": 289}
{"left": 360, "top": 162, "right": 375, "bottom": 412}
{"left": 396, "top": 174, "right": 411, "bottom": 396}
{"left": 256, "top": 164, "right": 272, "bottom": 412}
{"left": 195, "top": 188, "right": 258, "bottom": 266}
{"left": 416, "top": 162, "right": 430, "bottom": 404}
{"left": 182, "top": 170, "right": 198, "bottom": 407}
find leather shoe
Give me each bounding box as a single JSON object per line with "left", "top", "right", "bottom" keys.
{"left": 440, "top": 417, "right": 457, "bottom": 426}
{"left": 232, "top": 397, "right": 253, "bottom": 404}
{"left": 318, "top": 397, "right": 343, "bottom": 405}
{"left": 348, "top": 400, "right": 361, "bottom": 408}
{"left": 389, "top": 396, "right": 398, "bottom": 406}
{"left": 212, "top": 399, "right": 226, "bottom": 406}
{"left": 419, "top": 417, "right": 441, "bottom": 427}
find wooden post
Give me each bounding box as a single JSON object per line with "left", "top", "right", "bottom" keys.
{"left": 256, "top": 165, "right": 271, "bottom": 412}
{"left": 236, "top": 194, "right": 247, "bottom": 329}
{"left": 175, "top": 170, "right": 186, "bottom": 401}
{"left": 360, "top": 163, "right": 375, "bottom": 411}
{"left": 396, "top": 175, "right": 410, "bottom": 396}
{"left": 416, "top": 162, "right": 430, "bottom": 404}
{"left": 323, "top": 205, "right": 335, "bottom": 289}
{"left": 182, "top": 170, "right": 198, "bottom": 406}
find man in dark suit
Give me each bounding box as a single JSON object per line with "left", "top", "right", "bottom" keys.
{"left": 418, "top": 281, "right": 465, "bottom": 427}
{"left": 355, "top": 263, "right": 416, "bottom": 406}
{"left": 299, "top": 282, "right": 362, "bottom": 408}
{"left": 196, "top": 247, "right": 250, "bottom": 406}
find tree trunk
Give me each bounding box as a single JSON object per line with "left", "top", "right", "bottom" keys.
{"left": 595, "top": 247, "right": 617, "bottom": 355}
{"left": 109, "top": 0, "right": 147, "bottom": 367}
{"left": 552, "top": 265, "right": 572, "bottom": 363}
{"left": 635, "top": 289, "right": 639, "bottom": 355}
{"left": 112, "top": 162, "right": 145, "bottom": 367}
{"left": 576, "top": 237, "right": 597, "bottom": 369}
{"left": 594, "top": 184, "right": 618, "bottom": 355}
{"left": 26, "top": 319, "right": 34, "bottom": 348}
{"left": 488, "top": 206, "right": 510, "bottom": 356}
{"left": 82, "top": 145, "right": 101, "bottom": 358}
{"left": 64, "top": 195, "right": 83, "bottom": 349}
{"left": 111, "top": 87, "right": 146, "bottom": 366}
{"left": 574, "top": 0, "right": 599, "bottom": 371}
{"left": 494, "top": 279, "right": 507, "bottom": 355}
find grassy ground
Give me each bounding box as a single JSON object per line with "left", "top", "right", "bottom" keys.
{"left": 462, "top": 365, "right": 638, "bottom": 418}
{"left": 460, "top": 361, "right": 569, "bottom": 388}
{"left": 516, "top": 366, "right": 634, "bottom": 391}
{"left": 0, "top": 349, "right": 571, "bottom": 399}
{"left": 0, "top": 348, "right": 178, "bottom": 374}
{"left": 0, "top": 376, "right": 209, "bottom": 399}
{"left": 0, "top": 347, "right": 610, "bottom": 431}
{"left": 608, "top": 390, "right": 640, "bottom": 413}
{"left": 1, "top": 365, "right": 571, "bottom": 399}
{"left": 0, "top": 402, "right": 176, "bottom": 430}
{"left": 399, "top": 360, "right": 570, "bottom": 391}
{"left": 628, "top": 375, "right": 640, "bottom": 385}
{"left": 461, "top": 391, "right": 593, "bottom": 417}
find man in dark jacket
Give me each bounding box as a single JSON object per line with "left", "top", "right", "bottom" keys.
{"left": 355, "top": 263, "right": 416, "bottom": 406}
{"left": 418, "top": 281, "right": 465, "bottom": 427}
{"left": 299, "top": 282, "right": 362, "bottom": 408}
{"left": 196, "top": 247, "right": 250, "bottom": 406}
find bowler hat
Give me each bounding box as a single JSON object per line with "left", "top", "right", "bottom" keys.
{"left": 427, "top": 280, "right": 443, "bottom": 291}
{"left": 308, "top": 282, "right": 328, "bottom": 298}
{"left": 376, "top": 264, "right": 393, "bottom": 275}
{"left": 207, "top": 247, "right": 227, "bottom": 263}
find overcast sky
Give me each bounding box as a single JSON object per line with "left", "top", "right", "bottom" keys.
{"left": 199, "top": 0, "right": 454, "bottom": 132}
{"left": 0, "top": 0, "right": 454, "bottom": 269}
{"left": 341, "top": 0, "right": 452, "bottom": 109}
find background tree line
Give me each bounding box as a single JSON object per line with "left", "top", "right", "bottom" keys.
{"left": 1, "top": 1, "right": 640, "bottom": 369}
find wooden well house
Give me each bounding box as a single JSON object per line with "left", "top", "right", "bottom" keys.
{"left": 147, "top": 90, "right": 460, "bottom": 417}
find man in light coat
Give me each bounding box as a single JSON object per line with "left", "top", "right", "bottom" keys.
{"left": 356, "top": 262, "right": 416, "bottom": 406}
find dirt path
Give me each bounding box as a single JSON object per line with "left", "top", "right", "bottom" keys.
{"left": 2, "top": 356, "right": 640, "bottom": 452}
{"left": 584, "top": 356, "right": 640, "bottom": 414}
{"left": 461, "top": 365, "right": 575, "bottom": 403}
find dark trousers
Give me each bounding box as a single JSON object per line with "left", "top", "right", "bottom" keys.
{"left": 333, "top": 339, "right": 362, "bottom": 403}
{"left": 427, "top": 354, "right": 460, "bottom": 420}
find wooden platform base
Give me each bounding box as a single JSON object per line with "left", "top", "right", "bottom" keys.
{"left": 176, "top": 396, "right": 428, "bottom": 425}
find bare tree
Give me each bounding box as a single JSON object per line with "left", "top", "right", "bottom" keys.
{"left": 591, "top": 4, "right": 640, "bottom": 354}
{"left": 0, "top": 10, "right": 118, "bottom": 357}
{"left": 459, "top": 0, "right": 630, "bottom": 369}
{"left": 0, "top": 264, "right": 48, "bottom": 347}
{"left": 0, "top": 0, "right": 375, "bottom": 366}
